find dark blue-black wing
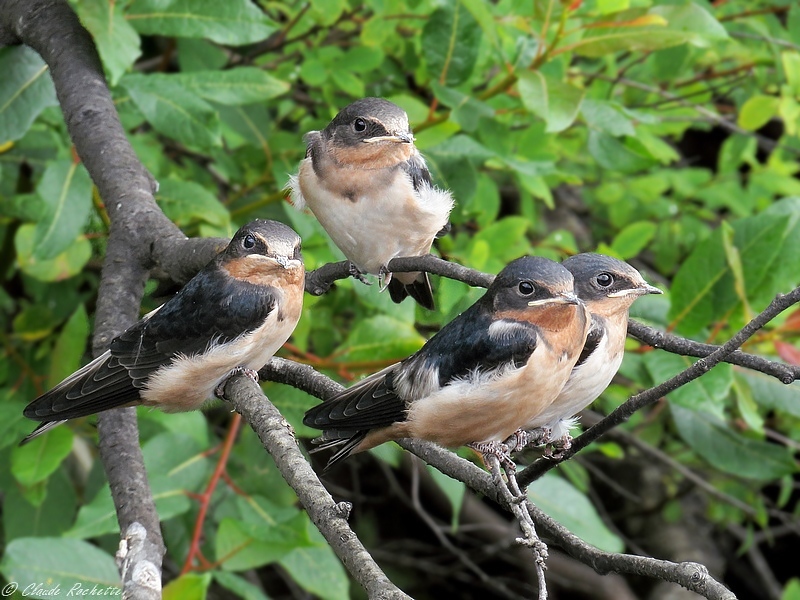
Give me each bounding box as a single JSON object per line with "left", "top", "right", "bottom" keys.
{"left": 23, "top": 262, "right": 276, "bottom": 429}
{"left": 574, "top": 316, "right": 604, "bottom": 369}
{"left": 304, "top": 300, "right": 540, "bottom": 434}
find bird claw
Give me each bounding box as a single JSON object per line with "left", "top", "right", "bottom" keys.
{"left": 502, "top": 429, "right": 533, "bottom": 453}
{"left": 215, "top": 366, "right": 259, "bottom": 399}
{"left": 377, "top": 265, "right": 393, "bottom": 291}
{"left": 543, "top": 432, "right": 573, "bottom": 460}
{"left": 526, "top": 426, "right": 554, "bottom": 447}
{"left": 348, "top": 262, "right": 371, "bottom": 286}
{"left": 468, "top": 440, "right": 516, "bottom": 473}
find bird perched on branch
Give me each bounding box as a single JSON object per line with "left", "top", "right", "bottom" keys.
{"left": 303, "top": 256, "right": 590, "bottom": 471}
{"left": 526, "top": 253, "right": 662, "bottom": 454}
{"left": 22, "top": 219, "right": 305, "bottom": 444}
{"left": 287, "top": 97, "right": 453, "bottom": 310}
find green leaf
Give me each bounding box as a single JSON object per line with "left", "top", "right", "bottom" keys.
{"left": 581, "top": 99, "right": 636, "bottom": 137}
{"left": 76, "top": 0, "right": 141, "bottom": 85}
{"left": 430, "top": 83, "right": 494, "bottom": 132}
{"left": 0, "top": 538, "right": 120, "bottom": 594}
{"left": 669, "top": 213, "right": 787, "bottom": 335}
{"left": 337, "top": 315, "right": 425, "bottom": 362}
{"left": 642, "top": 353, "right": 732, "bottom": 416}
{"left": 4, "top": 470, "right": 77, "bottom": 539}
{"left": 177, "top": 38, "right": 229, "bottom": 72}
{"left": 459, "top": 0, "right": 499, "bottom": 52}
{"left": 279, "top": 524, "right": 350, "bottom": 600}
{"left": 587, "top": 130, "right": 657, "bottom": 174}
{"left": 156, "top": 179, "right": 230, "bottom": 228}
{"left": 213, "top": 571, "right": 270, "bottom": 600}
{"left": 528, "top": 473, "right": 624, "bottom": 553}
{"left": 670, "top": 403, "right": 797, "bottom": 480}
{"left": 33, "top": 160, "right": 93, "bottom": 260}
{"left": 422, "top": 3, "right": 482, "bottom": 87}
{"left": 144, "top": 432, "right": 211, "bottom": 513}
{"left": 11, "top": 426, "right": 74, "bottom": 487}
{"left": 127, "top": 0, "right": 277, "bottom": 45}
{"left": 741, "top": 372, "right": 800, "bottom": 419}
{"left": 783, "top": 52, "right": 800, "bottom": 97}
{"left": 518, "top": 72, "right": 584, "bottom": 133}
{"left": 15, "top": 224, "right": 91, "bottom": 282}
{"left": 574, "top": 4, "right": 727, "bottom": 58}
{"left": 216, "top": 513, "right": 311, "bottom": 571}
{"left": 140, "top": 70, "right": 289, "bottom": 106}
{"left": 427, "top": 465, "right": 465, "bottom": 531}
{"left": 738, "top": 95, "right": 780, "bottom": 131}
{"left": 163, "top": 573, "right": 211, "bottom": 600}
{"left": 65, "top": 485, "right": 117, "bottom": 539}
{"left": 47, "top": 305, "right": 89, "bottom": 389}
{"left": 0, "top": 46, "right": 58, "bottom": 143}
{"left": 470, "top": 217, "right": 532, "bottom": 271}
{"left": 783, "top": 579, "right": 800, "bottom": 600}
{"left": 610, "top": 221, "right": 657, "bottom": 259}
{"left": 122, "top": 74, "right": 221, "bottom": 151}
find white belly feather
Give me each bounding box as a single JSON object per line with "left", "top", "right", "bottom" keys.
{"left": 141, "top": 306, "right": 297, "bottom": 412}
{"left": 289, "top": 158, "right": 452, "bottom": 274}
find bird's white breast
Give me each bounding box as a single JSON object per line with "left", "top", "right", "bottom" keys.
{"left": 527, "top": 315, "right": 626, "bottom": 438}
{"left": 290, "top": 157, "right": 452, "bottom": 274}
{"left": 404, "top": 341, "right": 577, "bottom": 448}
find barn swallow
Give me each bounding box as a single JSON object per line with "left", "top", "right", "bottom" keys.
{"left": 303, "top": 256, "right": 591, "bottom": 471}
{"left": 286, "top": 97, "right": 454, "bottom": 310}
{"left": 525, "top": 254, "right": 662, "bottom": 452}
{"left": 21, "top": 219, "right": 304, "bottom": 444}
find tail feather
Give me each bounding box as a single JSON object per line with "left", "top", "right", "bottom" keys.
{"left": 322, "top": 432, "right": 368, "bottom": 473}
{"left": 19, "top": 420, "right": 67, "bottom": 445}
{"left": 387, "top": 273, "right": 434, "bottom": 310}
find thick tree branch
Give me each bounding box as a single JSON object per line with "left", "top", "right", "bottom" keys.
{"left": 221, "top": 374, "right": 412, "bottom": 600}
{"left": 519, "top": 285, "right": 800, "bottom": 486}
{"left": 259, "top": 358, "right": 736, "bottom": 599}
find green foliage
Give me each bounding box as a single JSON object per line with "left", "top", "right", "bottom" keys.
{"left": 2, "top": 0, "right": 800, "bottom": 596}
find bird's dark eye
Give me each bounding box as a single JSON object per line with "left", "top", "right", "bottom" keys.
{"left": 518, "top": 281, "right": 535, "bottom": 296}
{"left": 243, "top": 234, "right": 256, "bottom": 249}
{"left": 353, "top": 118, "right": 367, "bottom": 132}
{"left": 596, "top": 273, "right": 614, "bottom": 287}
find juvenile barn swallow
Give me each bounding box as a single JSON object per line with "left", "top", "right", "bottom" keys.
{"left": 22, "top": 220, "right": 305, "bottom": 443}
{"left": 303, "top": 256, "right": 591, "bottom": 470}
{"left": 287, "top": 97, "right": 454, "bottom": 310}
{"left": 526, "top": 254, "right": 662, "bottom": 450}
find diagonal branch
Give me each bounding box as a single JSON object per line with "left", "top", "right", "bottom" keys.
{"left": 220, "top": 374, "right": 412, "bottom": 600}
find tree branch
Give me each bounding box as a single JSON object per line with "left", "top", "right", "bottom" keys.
{"left": 220, "top": 374, "right": 412, "bottom": 600}
{"left": 304, "top": 255, "right": 495, "bottom": 295}
{"left": 627, "top": 321, "right": 799, "bottom": 384}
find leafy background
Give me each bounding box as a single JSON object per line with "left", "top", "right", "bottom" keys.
{"left": 1, "top": 0, "right": 800, "bottom": 598}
